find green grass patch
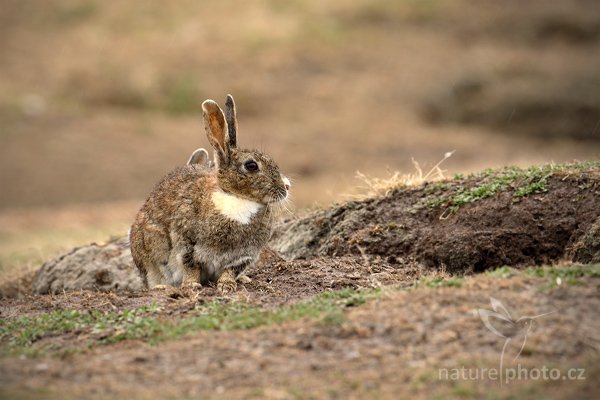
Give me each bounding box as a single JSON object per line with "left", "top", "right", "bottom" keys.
{"left": 0, "top": 303, "right": 163, "bottom": 357}
{"left": 485, "top": 265, "right": 518, "bottom": 278}
{"left": 487, "top": 264, "right": 600, "bottom": 287}
{"left": 424, "top": 182, "right": 451, "bottom": 195}
{"left": 427, "top": 162, "right": 600, "bottom": 214}
{"left": 418, "top": 275, "right": 465, "bottom": 288}
{"left": 449, "top": 165, "right": 553, "bottom": 212}
{"left": 525, "top": 264, "right": 600, "bottom": 287}
{"left": 0, "top": 288, "right": 381, "bottom": 357}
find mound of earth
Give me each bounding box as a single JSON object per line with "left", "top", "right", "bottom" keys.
{"left": 3, "top": 163, "right": 597, "bottom": 299}
{"left": 571, "top": 215, "right": 600, "bottom": 263}
{"left": 273, "top": 164, "right": 600, "bottom": 272}
{"left": 31, "top": 237, "right": 143, "bottom": 295}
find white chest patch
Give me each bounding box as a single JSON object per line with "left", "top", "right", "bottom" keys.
{"left": 211, "top": 190, "right": 262, "bottom": 224}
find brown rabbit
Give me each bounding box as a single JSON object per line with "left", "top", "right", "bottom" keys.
{"left": 129, "top": 95, "right": 290, "bottom": 294}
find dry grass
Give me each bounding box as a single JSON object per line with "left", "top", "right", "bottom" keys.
{"left": 352, "top": 151, "right": 454, "bottom": 199}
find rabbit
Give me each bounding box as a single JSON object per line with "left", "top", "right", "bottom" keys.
{"left": 129, "top": 95, "right": 290, "bottom": 294}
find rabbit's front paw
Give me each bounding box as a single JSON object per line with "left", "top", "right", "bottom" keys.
{"left": 182, "top": 282, "right": 202, "bottom": 290}
{"left": 151, "top": 284, "right": 184, "bottom": 299}
{"left": 217, "top": 270, "right": 237, "bottom": 295}
{"left": 152, "top": 284, "right": 176, "bottom": 291}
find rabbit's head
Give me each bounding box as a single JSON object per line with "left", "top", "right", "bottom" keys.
{"left": 202, "top": 95, "right": 290, "bottom": 205}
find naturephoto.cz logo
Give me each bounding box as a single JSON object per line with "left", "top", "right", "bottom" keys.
{"left": 438, "top": 297, "right": 586, "bottom": 386}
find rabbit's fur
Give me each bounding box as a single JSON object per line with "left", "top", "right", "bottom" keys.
{"left": 130, "top": 95, "right": 290, "bottom": 293}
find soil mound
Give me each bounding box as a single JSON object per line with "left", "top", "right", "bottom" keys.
{"left": 31, "top": 237, "right": 143, "bottom": 295}
{"left": 273, "top": 164, "right": 600, "bottom": 273}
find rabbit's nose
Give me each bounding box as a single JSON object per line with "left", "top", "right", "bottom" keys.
{"left": 282, "top": 176, "right": 291, "bottom": 191}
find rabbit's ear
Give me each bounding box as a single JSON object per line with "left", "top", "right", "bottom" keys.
{"left": 187, "top": 148, "right": 210, "bottom": 166}
{"left": 202, "top": 100, "right": 229, "bottom": 164}
{"left": 224, "top": 94, "right": 237, "bottom": 148}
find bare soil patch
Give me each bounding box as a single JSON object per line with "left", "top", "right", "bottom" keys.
{"left": 1, "top": 254, "right": 419, "bottom": 318}
{"left": 1, "top": 271, "right": 598, "bottom": 399}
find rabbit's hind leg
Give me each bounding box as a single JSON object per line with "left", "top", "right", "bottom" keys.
{"left": 135, "top": 223, "right": 171, "bottom": 289}
{"left": 143, "top": 225, "right": 173, "bottom": 289}
{"left": 181, "top": 242, "right": 202, "bottom": 289}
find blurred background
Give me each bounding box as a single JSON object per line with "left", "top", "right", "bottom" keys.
{"left": 1, "top": 0, "right": 599, "bottom": 272}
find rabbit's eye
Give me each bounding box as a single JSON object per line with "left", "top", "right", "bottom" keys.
{"left": 244, "top": 160, "right": 259, "bottom": 172}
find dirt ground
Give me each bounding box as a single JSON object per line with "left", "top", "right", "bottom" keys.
{"left": 1, "top": 268, "right": 598, "bottom": 399}
{"left": 1, "top": 163, "right": 599, "bottom": 399}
